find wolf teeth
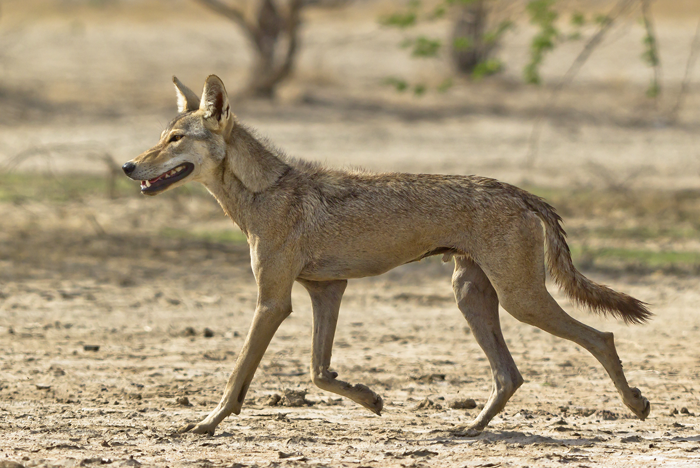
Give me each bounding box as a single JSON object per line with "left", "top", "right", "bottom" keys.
{"left": 142, "top": 166, "right": 185, "bottom": 189}
{"left": 164, "top": 166, "right": 184, "bottom": 179}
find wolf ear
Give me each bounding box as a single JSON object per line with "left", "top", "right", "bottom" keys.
{"left": 200, "top": 75, "right": 234, "bottom": 134}
{"left": 172, "top": 76, "right": 200, "bottom": 113}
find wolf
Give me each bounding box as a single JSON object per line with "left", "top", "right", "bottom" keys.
{"left": 122, "top": 75, "right": 651, "bottom": 436}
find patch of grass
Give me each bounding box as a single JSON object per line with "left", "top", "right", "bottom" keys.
{"left": 588, "top": 226, "right": 699, "bottom": 241}
{"left": 160, "top": 227, "right": 248, "bottom": 245}
{"left": 532, "top": 185, "right": 700, "bottom": 217}
{"left": 524, "top": 184, "right": 700, "bottom": 237}
{"left": 571, "top": 246, "right": 700, "bottom": 268}
{"left": 0, "top": 172, "right": 126, "bottom": 202}
{"left": 0, "top": 172, "right": 210, "bottom": 202}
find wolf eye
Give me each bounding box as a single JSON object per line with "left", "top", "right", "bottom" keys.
{"left": 169, "top": 134, "right": 184, "bottom": 143}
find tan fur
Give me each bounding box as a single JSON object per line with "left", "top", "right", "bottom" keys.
{"left": 123, "top": 75, "right": 651, "bottom": 436}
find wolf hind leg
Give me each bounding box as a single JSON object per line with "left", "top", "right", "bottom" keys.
{"left": 501, "top": 287, "right": 650, "bottom": 420}
{"left": 480, "top": 235, "right": 650, "bottom": 421}
{"left": 451, "top": 256, "right": 523, "bottom": 435}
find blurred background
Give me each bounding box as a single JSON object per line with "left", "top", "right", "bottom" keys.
{"left": 1, "top": 4, "right": 700, "bottom": 462}
{"left": 1, "top": 0, "right": 700, "bottom": 279}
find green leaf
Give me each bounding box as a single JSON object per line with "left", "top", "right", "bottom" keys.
{"left": 413, "top": 83, "right": 426, "bottom": 96}
{"left": 380, "top": 12, "right": 417, "bottom": 29}
{"left": 453, "top": 36, "right": 473, "bottom": 52}
{"left": 642, "top": 49, "right": 659, "bottom": 66}
{"left": 594, "top": 14, "right": 610, "bottom": 25}
{"left": 570, "top": 11, "right": 585, "bottom": 26}
{"left": 383, "top": 77, "right": 408, "bottom": 92}
{"left": 646, "top": 81, "right": 660, "bottom": 98}
{"left": 437, "top": 78, "right": 453, "bottom": 93}
{"left": 525, "top": 0, "right": 559, "bottom": 84}
{"left": 524, "top": 63, "right": 541, "bottom": 84}
{"left": 412, "top": 36, "right": 441, "bottom": 57}
{"left": 483, "top": 20, "right": 513, "bottom": 45}
{"left": 430, "top": 5, "right": 446, "bottom": 19}
{"left": 527, "top": 0, "right": 558, "bottom": 25}
{"left": 472, "top": 59, "right": 503, "bottom": 79}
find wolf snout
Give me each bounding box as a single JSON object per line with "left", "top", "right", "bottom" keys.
{"left": 122, "top": 161, "right": 136, "bottom": 176}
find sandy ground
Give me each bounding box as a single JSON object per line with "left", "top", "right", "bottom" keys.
{"left": 1, "top": 196, "right": 700, "bottom": 467}
{"left": 1, "top": 1, "right": 700, "bottom": 467}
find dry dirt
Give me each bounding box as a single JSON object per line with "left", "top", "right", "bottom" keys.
{"left": 1, "top": 195, "right": 700, "bottom": 468}
{"left": 1, "top": 1, "right": 700, "bottom": 467}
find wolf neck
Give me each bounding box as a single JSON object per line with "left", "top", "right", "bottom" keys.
{"left": 226, "top": 124, "right": 289, "bottom": 192}
{"left": 206, "top": 124, "right": 290, "bottom": 231}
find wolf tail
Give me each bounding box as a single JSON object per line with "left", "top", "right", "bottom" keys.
{"left": 522, "top": 192, "right": 651, "bottom": 324}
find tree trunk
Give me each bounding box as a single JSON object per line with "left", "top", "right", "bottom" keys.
{"left": 246, "top": 0, "right": 302, "bottom": 98}
{"left": 193, "top": 0, "right": 303, "bottom": 99}
{"left": 451, "top": 0, "right": 491, "bottom": 75}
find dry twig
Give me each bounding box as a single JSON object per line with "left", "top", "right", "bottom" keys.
{"left": 668, "top": 18, "right": 700, "bottom": 123}
{"left": 524, "top": 0, "right": 637, "bottom": 167}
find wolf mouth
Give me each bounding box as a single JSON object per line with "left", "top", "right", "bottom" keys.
{"left": 140, "top": 163, "right": 194, "bottom": 194}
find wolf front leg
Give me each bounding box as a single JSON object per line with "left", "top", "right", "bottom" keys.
{"left": 299, "top": 279, "right": 383, "bottom": 415}
{"left": 179, "top": 279, "right": 294, "bottom": 436}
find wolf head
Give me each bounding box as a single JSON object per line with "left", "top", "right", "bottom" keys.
{"left": 122, "top": 75, "right": 235, "bottom": 196}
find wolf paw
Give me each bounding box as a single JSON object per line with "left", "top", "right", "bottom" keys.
{"left": 367, "top": 394, "right": 383, "bottom": 416}
{"left": 625, "top": 387, "right": 651, "bottom": 421}
{"left": 178, "top": 422, "right": 216, "bottom": 436}
{"left": 451, "top": 426, "right": 482, "bottom": 438}
{"left": 351, "top": 383, "right": 383, "bottom": 415}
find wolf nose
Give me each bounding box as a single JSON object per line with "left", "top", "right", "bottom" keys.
{"left": 122, "top": 162, "right": 136, "bottom": 176}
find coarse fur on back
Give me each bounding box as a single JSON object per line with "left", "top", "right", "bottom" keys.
{"left": 122, "top": 75, "right": 651, "bottom": 437}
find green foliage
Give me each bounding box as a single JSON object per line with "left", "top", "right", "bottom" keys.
{"left": 570, "top": 11, "right": 585, "bottom": 27}
{"left": 430, "top": 4, "right": 447, "bottom": 19}
{"left": 380, "top": 12, "right": 417, "bottom": 29}
{"left": 453, "top": 36, "right": 473, "bottom": 52}
{"left": 483, "top": 20, "right": 514, "bottom": 45}
{"left": 446, "top": 0, "right": 481, "bottom": 5}
{"left": 161, "top": 227, "right": 248, "bottom": 245}
{"left": 641, "top": 33, "right": 659, "bottom": 67}
{"left": 567, "top": 12, "right": 585, "bottom": 40}
{"left": 594, "top": 14, "right": 611, "bottom": 26}
{"left": 524, "top": 0, "right": 559, "bottom": 85}
{"left": 437, "top": 78, "right": 454, "bottom": 92}
{"left": 571, "top": 245, "right": 700, "bottom": 269}
{"left": 383, "top": 77, "right": 409, "bottom": 92}
{"left": 0, "top": 173, "right": 132, "bottom": 202}
{"left": 640, "top": 3, "right": 661, "bottom": 100}
{"left": 646, "top": 80, "right": 660, "bottom": 98}
{"left": 380, "top": 0, "right": 664, "bottom": 100}
{"left": 0, "top": 172, "right": 210, "bottom": 203}
{"left": 472, "top": 58, "right": 503, "bottom": 79}
{"left": 411, "top": 36, "right": 442, "bottom": 57}
{"left": 380, "top": 0, "right": 421, "bottom": 28}
{"left": 380, "top": 0, "right": 515, "bottom": 94}
{"left": 383, "top": 77, "right": 427, "bottom": 95}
